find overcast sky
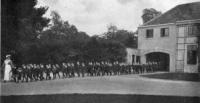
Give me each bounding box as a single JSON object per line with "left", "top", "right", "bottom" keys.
{"left": 37, "top": 0, "right": 199, "bottom": 36}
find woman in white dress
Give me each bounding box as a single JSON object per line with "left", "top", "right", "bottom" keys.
{"left": 3, "top": 55, "right": 14, "bottom": 82}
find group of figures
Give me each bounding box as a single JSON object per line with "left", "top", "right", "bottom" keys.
{"left": 2, "top": 55, "right": 161, "bottom": 83}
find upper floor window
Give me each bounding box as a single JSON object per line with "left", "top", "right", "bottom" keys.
{"left": 146, "top": 29, "right": 153, "bottom": 38}
{"left": 188, "top": 24, "right": 200, "bottom": 36}
{"left": 161, "top": 28, "right": 169, "bottom": 37}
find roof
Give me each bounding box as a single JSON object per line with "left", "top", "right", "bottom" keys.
{"left": 143, "top": 2, "right": 200, "bottom": 26}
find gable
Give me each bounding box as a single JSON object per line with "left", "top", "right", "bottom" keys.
{"left": 143, "top": 2, "right": 200, "bottom": 26}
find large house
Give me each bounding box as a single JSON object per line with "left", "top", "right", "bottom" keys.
{"left": 127, "top": 2, "right": 200, "bottom": 73}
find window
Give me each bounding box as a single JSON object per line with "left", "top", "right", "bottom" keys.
{"left": 161, "top": 28, "right": 169, "bottom": 37}
{"left": 132, "top": 55, "right": 135, "bottom": 64}
{"left": 136, "top": 56, "right": 140, "bottom": 64}
{"left": 188, "top": 25, "right": 200, "bottom": 36}
{"left": 146, "top": 29, "right": 153, "bottom": 38}
{"left": 187, "top": 45, "right": 197, "bottom": 64}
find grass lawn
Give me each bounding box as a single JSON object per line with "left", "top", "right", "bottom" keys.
{"left": 1, "top": 94, "right": 199, "bottom": 103}
{"left": 141, "top": 73, "right": 200, "bottom": 82}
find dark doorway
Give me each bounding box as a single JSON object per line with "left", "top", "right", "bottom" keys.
{"left": 132, "top": 55, "right": 135, "bottom": 64}
{"left": 136, "top": 56, "right": 141, "bottom": 64}
{"left": 146, "top": 52, "right": 170, "bottom": 71}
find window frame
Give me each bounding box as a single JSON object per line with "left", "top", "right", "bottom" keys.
{"left": 187, "top": 45, "right": 197, "bottom": 65}
{"left": 136, "top": 56, "right": 141, "bottom": 64}
{"left": 160, "top": 28, "right": 169, "bottom": 37}
{"left": 132, "top": 55, "right": 135, "bottom": 64}
{"left": 187, "top": 24, "right": 200, "bottom": 37}
{"left": 146, "top": 29, "right": 154, "bottom": 38}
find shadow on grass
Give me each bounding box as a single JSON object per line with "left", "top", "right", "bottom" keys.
{"left": 1, "top": 94, "right": 199, "bottom": 103}
{"left": 141, "top": 73, "right": 200, "bottom": 82}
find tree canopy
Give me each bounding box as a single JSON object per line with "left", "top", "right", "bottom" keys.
{"left": 37, "top": 12, "right": 127, "bottom": 63}
{"left": 2, "top": 1, "right": 134, "bottom": 65}
{"left": 142, "top": 8, "right": 162, "bottom": 24}
{"left": 2, "top": 0, "right": 50, "bottom": 64}
{"left": 103, "top": 24, "right": 138, "bottom": 48}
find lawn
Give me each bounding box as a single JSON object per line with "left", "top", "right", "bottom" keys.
{"left": 1, "top": 94, "right": 199, "bottom": 103}
{"left": 141, "top": 73, "right": 200, "bottom": 82}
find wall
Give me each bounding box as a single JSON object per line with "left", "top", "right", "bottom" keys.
{"left": 176, "top": 20, "right": 200, "bottom": 73}
{"left": 138, "top": 24, "right": 177, "bottom": 72}
{"left": 176, "top": 23, "right": 199, "bottom": 73}
{"left": 184, "top": 37, "right": 198, "bottom": 73}
{"left": 125, "top": 48, "right": 139, "bottom": 64}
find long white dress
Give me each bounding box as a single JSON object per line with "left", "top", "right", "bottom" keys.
{"left": 4, "top": 59, "right": 12, "bottom": 81}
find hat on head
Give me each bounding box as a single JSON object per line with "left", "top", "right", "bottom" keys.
{"left": 6, "top": 54, "right": 11, "bottom": 58}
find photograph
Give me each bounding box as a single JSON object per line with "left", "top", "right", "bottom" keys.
{"left": 1, "top": 0, "right": 200, "bottom": 103}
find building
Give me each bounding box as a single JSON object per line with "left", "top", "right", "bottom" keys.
{"left": 126, "top": 48, "right": 140, "bottom": 64}
{"left": 129, "top": 2, "right": 200, "bottom": 73}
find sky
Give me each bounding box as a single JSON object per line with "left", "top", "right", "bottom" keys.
{"left": 37, "top": 0, "right": 199, "bottom": 36}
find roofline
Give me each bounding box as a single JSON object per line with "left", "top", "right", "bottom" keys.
{"left": 138, "top": 19, "right": 200, "bottom": 28}
{"left": 176, "top": 19, "right": 200, "bottom": 24}
{"left": 142, "top": 4, "right": 178, "bottom": 26}
{"left": 138, "top": 23, "right": 175, "bottom": 28}
{"left": 142, "top": 13, "right": 166, "bottom": 26}
{"left": 142, "top": 2, "right": 200, "bottom": 26}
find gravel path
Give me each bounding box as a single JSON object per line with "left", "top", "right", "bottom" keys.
{"left": 1, "top": 74, "right": 200, "bottom": 97}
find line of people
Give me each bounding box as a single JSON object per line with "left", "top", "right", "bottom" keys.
{"left": 10, "top": 61, "right": 160, "bottom": 83}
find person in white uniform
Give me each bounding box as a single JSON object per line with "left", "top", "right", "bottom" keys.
{"left": 3, "top": 55, "right": 14, "bottom": 82}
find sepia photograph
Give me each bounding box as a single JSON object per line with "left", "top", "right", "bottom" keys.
{"left": 1, "top": 0, "right": 200, "bottom": 103}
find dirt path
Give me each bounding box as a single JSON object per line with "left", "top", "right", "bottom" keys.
{"left": 1, "top": 74, "right": 200, "bottom": 97}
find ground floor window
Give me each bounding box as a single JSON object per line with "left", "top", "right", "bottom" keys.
{"left": 132, "top": 55, "right": 135, "bottom": 64}
{"left": 187, "top": 45, "right": 197, "bottom": 65}
{"left": 136, "top": 56, "right": 140, "bottom": 64}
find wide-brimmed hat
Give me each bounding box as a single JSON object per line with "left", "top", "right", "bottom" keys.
{"left": 6, "top": 54, "right": 11, "bottom": 58}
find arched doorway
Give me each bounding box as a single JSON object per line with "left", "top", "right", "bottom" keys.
{"left": 146, "top": 52, "right": 170, "bottom": 71}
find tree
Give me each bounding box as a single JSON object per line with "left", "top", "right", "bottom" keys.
{"left": 103, "top": 24, "right": 118, "bottom": 39}
{"left": 51, "top": 11, "right": 62, "bottom": 26}
{"left": 2, "top": 2, "right": 129, "bottom": 64}
{"left": 103, "top": 24, "right": 138, "bottom": 48}
{"left": 1, "top": 0, "right": 50, "bottom": 64}
{"left": 38, "top": 11, "right": 90, "bottom": 63}
{"left": 107, "top": 23, "right": 118, "bottom": 33}
{"left": 82, "top": 37, "right": 127, "bottom": 62}
{"left": 142, "top": 8, "right": 162, "bottom": 24}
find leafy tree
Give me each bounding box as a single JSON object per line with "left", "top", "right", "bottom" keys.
{"left": 2, "top": 2, "right": 129, "bottom": 65}
{"left": 142, "top": 8, "right": 162, "bottom": 24}
{"left": 107, "top": 23, "right": 118, "bottom": 33}
{"left": 38, "top": 11, "right": 90, "bottom": 63}
{"left": 1, "top": 0, "right": 50, "bottom": 64}
{"left": 103, "top": 24, "right": 138, "bottom": 48}
{"left": 83, "top": 37, "right": 127, "bottom": 62}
